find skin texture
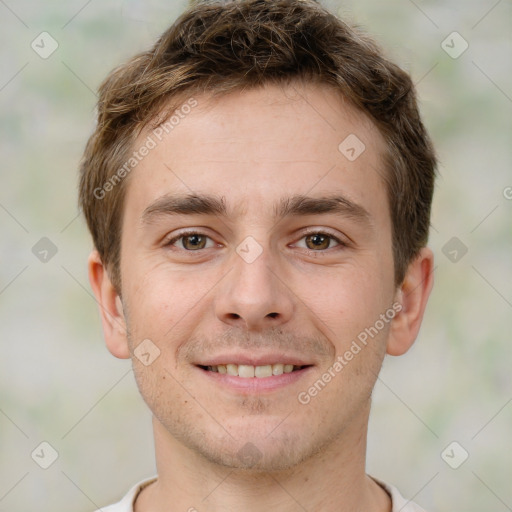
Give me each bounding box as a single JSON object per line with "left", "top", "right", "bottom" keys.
{"left": 89, "top": 82, "right": 434, "bottom": 512}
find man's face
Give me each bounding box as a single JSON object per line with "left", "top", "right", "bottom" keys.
{"left": 118, "top": 83, "right": 397, "bottom": 470}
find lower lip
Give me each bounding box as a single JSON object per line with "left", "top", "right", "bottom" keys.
{"left": 196, "top": 366, "right": 313, "bottom": 393}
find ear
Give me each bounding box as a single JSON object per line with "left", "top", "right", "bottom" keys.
{"left": 386, "top": 247, "right": 434, "bottom": 356}
{"left": 88, "top": 250, "right": 130, "bottom": 359}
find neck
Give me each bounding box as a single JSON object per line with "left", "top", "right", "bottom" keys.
{"left": 135, "top": 411, "right": 391, "bottom": 512}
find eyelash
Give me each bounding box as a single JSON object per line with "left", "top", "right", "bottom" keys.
{"left": 298, "top": 229, "right": 347, "bottom": 252}
{"left": 164, "top": 230, "right": 216, "bottom": 250}
{"left": 164, "top": 229, "right": 348, "bottom": 253}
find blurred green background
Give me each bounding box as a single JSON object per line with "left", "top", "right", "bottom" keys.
{"left": 0, "top": 1, "right": 511, "bottom": 510}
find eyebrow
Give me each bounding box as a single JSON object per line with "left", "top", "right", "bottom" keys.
{"left": 141, "top": 193, "right": 372, "bottom": 226}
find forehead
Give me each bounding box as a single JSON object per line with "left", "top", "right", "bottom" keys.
{"left": 123, "top": 82, "right": 388, "bottom": 222}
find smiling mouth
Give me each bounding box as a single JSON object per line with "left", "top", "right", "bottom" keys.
{"left": 197, "top": 363, "right": 310, "bottom": 378}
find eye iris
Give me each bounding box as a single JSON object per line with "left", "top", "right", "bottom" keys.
{"left": 306, "top": 234, "right": 330, "bottom": 250}
{"left": 183, "top": 234, "right": 206, "bottom": 250}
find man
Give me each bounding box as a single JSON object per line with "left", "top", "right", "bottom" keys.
{"left": 79, "top": 0, "right": 436, "bottom": 510}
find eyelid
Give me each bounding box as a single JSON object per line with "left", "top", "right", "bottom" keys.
{"left": 162, "top": 228, "right": 349, "bottom": 252}
{"left": 292, "top": 228, "right": 349, "bottom": 249}
{"left": 164, "top": 229, "right": 219, "bottom": 249}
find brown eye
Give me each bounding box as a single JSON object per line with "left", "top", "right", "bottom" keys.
{"left": 305, "top": 233, "right": 333, "bottom": 250}
{"left": 181, "top": 234, "right": 208, "bottom": 250}
{"left": 166, "top": 231, "right": 217, "bottom": 251}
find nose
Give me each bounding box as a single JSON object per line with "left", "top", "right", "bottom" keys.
{"left": 214, "top": 245, "right": 295, "bottom": 331}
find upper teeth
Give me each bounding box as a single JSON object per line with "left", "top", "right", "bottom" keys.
{"left": 206, "top": 363, "right": 300, "bottom": 378}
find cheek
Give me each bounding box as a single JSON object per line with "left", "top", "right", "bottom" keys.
{"left": 126, "top": 260, "right": 178, "bottom": 310}
{"left": 122, "top": 262, "right": 218, "bottom": 350}
{"left": 132, "top": 359, "right": 192, "bottom": 428}
{"left": 300, "top": 263, "right": 391, "bottom": 338}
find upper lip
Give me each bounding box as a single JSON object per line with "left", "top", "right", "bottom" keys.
{"left": 195, "top": 352, "right": 314, "bottom": 367}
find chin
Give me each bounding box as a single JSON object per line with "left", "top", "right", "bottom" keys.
{"left": 188, "top": 428, "right": 319, "bottom": 473}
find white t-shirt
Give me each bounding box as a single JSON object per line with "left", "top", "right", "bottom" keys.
{"left": 95, "top": 476, "right": 428, "bottom": 511}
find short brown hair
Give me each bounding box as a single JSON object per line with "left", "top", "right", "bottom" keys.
{"left": 79, "top": 0, "right": 436, "bottom": 291}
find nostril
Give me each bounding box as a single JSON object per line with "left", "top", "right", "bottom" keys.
{"left": 267, "top": 312, "right": 279, "bottom": 318}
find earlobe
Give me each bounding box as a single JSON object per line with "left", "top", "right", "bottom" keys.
{"left": 386, "top": 247, "right": 434, "bottom": 356}
{"left": 88, "top": 250, "right": 131, "bottom": 359}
